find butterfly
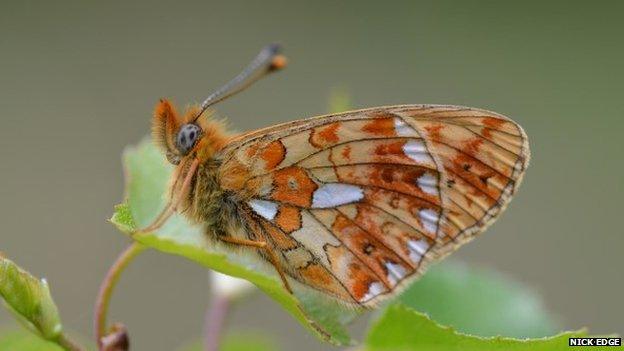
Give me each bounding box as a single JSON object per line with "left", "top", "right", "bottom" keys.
{"left": 143, "top": 44, "right": 530, "bottom": 307}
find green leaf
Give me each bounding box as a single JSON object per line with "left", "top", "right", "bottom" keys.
{"left": 220, "top": 332, "right": 278, "bottom": 351}
{"left": 366, "top": 304, "right": 597, "bottom": 351}
{"left": 398, "top": 261, "right": 558, "bottom": 338}
{"left": 0, "top": 255, "right": 62, "bottom": 341}
{"left": 110, "top": 139, "right": 357, "bottom": 345}
{"left": 0, "top": 330, "right": 64, "bottom": 351}
{"left": 177, "top": 332, "right": 279, "bottom": 351}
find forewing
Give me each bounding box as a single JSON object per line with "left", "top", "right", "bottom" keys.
{"left": 218, "top": 105, "right": 529, "bottom": 306}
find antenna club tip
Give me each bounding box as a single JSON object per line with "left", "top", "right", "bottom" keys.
{"left": 266, "top": 43, "right": 282, "bottom": 53}
{"left": 270, "top": 54, "right": 288, "bottom": 71}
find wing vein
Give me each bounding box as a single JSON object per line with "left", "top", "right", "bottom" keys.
{"left": 333, "top": 206, "right": 416, "bottom": 270}
{"left": 306, "top": 209, "right": 392, "bottom": 289}
{"left": 256, "top": 213, "right": 358, "bottom": 301}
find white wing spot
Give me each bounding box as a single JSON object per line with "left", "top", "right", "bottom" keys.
{"left": 385, "top": 262, "right": 407, "bottom": 286}
{"left": 360, "top": 281, "right": 385, "bottom": 302}
{"left": 311, "top": 183, "right": 364, "bottom": 208}
{"left": 248, "top": 199, "right": 278, "bottom": 220}
{"left": 417, "top": 172, "right": 439, "bottom": 196}
{"left": 419, "top": 209, "right": 439, "bottom": 234}
{"left": 408, "top": 239, "right": 429, "bottom": 263}
{"left": 394, "top": 117, "right": 418, "bottom": 136}
{"left": 402, "top": 140, "right": 433, "bottom": 164}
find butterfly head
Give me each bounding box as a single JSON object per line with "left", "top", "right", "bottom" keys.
{"left": 152, "top": 98, "right": 229, "bottom": 165}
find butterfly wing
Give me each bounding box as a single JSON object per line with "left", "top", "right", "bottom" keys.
{"left": 217, "top": 105, "right": 529, "bottom": 306}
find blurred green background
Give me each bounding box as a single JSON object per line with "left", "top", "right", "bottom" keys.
{"left": 1, "top": 1, "right": 622, "bottom": 350}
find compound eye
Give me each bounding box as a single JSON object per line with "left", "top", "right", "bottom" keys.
{"left": 176, "top": 124, "right": 202, "bottom": 155}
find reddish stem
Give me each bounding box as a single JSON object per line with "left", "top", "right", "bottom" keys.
{"left": 93, "top": 242, "right": 145, "bottom": 350}
{"left": 204, "top": 293, "right": 231, "bottom": 351}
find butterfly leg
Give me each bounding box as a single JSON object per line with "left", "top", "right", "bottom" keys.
{"left": 134, "top": 158, "right": 200, "bottom": 235}
{"left": 219, "top": 236, "right": 293, "bottom": 294}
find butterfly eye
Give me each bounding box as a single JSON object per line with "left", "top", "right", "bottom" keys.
{"left": 176, "top": 123, "right": 202, "bottom": 155}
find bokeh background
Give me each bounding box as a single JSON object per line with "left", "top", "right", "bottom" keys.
{"left": 1, "top": 1, "right": 622, "bottom": 350}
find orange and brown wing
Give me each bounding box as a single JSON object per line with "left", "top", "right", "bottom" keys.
{"left": 218, "top": 105, "right": 529, "bottom": 306}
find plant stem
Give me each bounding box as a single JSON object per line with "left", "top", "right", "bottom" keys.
{"left": 57, "top": 333, "right": 85, "bottom": 351}
{"left": 204, "top": 292, "right": 231, "bottom": 351}
{"left": 93, "top": 242, "right": 146, "bottom": 349}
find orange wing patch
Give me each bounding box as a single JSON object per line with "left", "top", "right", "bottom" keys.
{"left": 310, "top": 122, "right": 341, "bottom": 148}
{"left": 362, "top": 115, "right": 397, "bottom": 136}
{"left": 258, "top": 140, "right": 286, "bottom": 171}
{"left": 274, "top": 204, "right": 302, "bottom": 233}
{"left": 270, "top": 167, "right": 318, "bottom": 207}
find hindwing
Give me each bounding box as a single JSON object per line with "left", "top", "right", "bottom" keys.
{"left": 217, "top": 105, "right": 529, "bottom": 306}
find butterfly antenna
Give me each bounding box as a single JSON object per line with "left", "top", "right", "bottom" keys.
{"left": 193, "top": 43, "right": 287, "bottom": 122}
